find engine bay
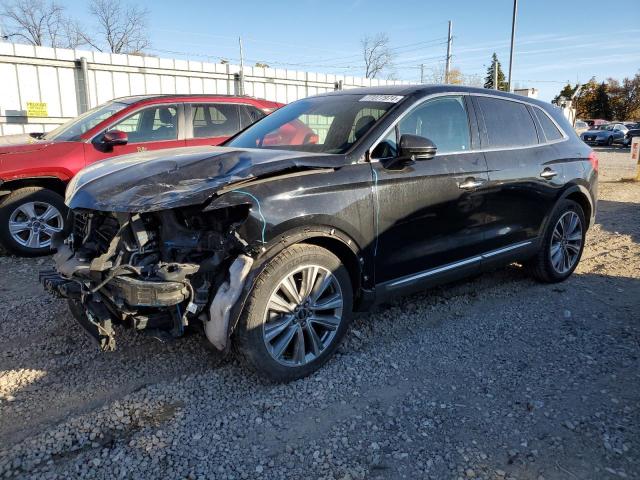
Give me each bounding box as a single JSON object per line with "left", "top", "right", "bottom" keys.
{"left": 41, "top": 205, "right": 253, "bottom": 351}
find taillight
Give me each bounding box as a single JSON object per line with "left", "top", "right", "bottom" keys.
{"left": 588, "top": 151, "right": 598, "bottom": 172}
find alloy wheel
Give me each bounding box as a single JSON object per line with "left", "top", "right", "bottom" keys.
{"left": 263, "top": 265, "right": 344, "bottom": 367}
{"left": 550, "top": 211, "right": 583, "bottom": 274}
{"left": 8, "top": 201, "right": 63, "bottom": 249}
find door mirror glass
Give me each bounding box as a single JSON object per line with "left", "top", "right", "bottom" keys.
{"left": 399, "top": 134, "right": 437, "bottom": 160}
{"left": 102, "top": 129, "right": 128, "bottom": 146}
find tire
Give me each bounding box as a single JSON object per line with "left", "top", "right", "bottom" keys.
{"left": 526, "top": 199, "right": 586, "bottom": 283}
{"left": 0, "top": 187, "right": 66, "bottom": 256}
{"left": 236, "top": 244, "right": 353, "bottom": 382}
{"left": 606, "top": 136, "right": 613, "bottom": 146}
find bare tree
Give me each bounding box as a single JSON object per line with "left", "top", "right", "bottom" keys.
{"left": 361, "top": 33, "right": 393, "bottom": 79}
{"left": 79, "top": 0, "right": 150, "bottom": 54}
{"left": 0, "top": 0, "right": 66, "bottom": 46}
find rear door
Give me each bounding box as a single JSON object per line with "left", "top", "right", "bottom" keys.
{"left": 85, "top": 103, "right": 185, "bottom": 165}
{"left": 371, "top": 94, "right": 491, "bottom": 285}
{"left": 473, "top": 95, "right": 565, "bottom": 252}
{"left": 185, "top": 103, "right": 242, "bottom": 146}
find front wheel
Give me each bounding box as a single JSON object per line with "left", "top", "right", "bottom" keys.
{"left": 0, "top": 187, "right": 66, "bottom": 256}
{"left": 526, "top": 199, "right": 586, "bottom": 283}
{"left": 606, "top": 136, "right": 614, "bottom": 146}
{"left": 236, "top": 244, "right": 353, "bottom": 382}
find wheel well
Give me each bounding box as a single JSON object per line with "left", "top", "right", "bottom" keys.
{"left": 301, "top": 236, "right": 362, "bottom": 295}
{"left": 0, "top": 177, "right": 67, "bottom": 197}
{"left": 566, "top": 191, "right": 592, "bottom": 228}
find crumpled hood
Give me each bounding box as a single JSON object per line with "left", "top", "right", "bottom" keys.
{"left": 66, "top": 145, "right": 346, "bottom": 212}
{"left": 0, "top": 133, "right": 51, "bottom": 154}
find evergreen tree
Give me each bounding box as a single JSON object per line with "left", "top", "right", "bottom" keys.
{"left": 484, "top": 53, "right": 508, "bottom": 91}
{"left": 553, "top": 83, "right": 579, "bottom": 104}
{"left": 592, "top": 82, "right": 612, "bottom": 120}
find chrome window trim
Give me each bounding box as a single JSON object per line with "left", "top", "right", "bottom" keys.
{"left": 386, "top": 240, "right": 532, "bottom": 288}
{"left": 87, "top": 100, "right": 262, "bottom": 144}
{"left": 529, "top": 104, "right": 569, "bottom": 142}
{"left": 368, "top": 91, "right": 569, "bottom": 162}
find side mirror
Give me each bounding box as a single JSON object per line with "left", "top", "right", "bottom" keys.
{"left": 102, "top": 129, "right": 128, "bottom": 147}
{"left": 399, "top": 134, "right": 437, "bottom": 160}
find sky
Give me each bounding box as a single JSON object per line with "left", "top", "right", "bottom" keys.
{"left": 61, "top": 0, "right": 640, "bottom": 102}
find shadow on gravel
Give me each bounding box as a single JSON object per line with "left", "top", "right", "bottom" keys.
{"left": 596, "top": 199, "right": 640, "bottom": 243}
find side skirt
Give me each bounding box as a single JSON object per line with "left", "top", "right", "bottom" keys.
{"left": 374, "top": 240, "right": 538, "bottom": 302}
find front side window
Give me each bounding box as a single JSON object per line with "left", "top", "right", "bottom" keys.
{"left": 476, "top": 96, "right": 538, "bottom": 148}
{"left": 109, "top": 105, "right": 178, "bottom": 142}
{"left": 227, "top": 95, "right": 396, "bottom": 154}
{"left": 191, "top": 104, "right": 241, "bottom": 138}
{"left": 398, "top": 96, "right": 470, "bottom": 154}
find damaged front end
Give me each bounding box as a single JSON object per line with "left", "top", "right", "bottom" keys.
{"left": 41, "top": 205, "right": 254, "bottom": 352}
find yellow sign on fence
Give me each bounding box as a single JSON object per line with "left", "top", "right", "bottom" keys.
{"left": 26, "top": 102, "right": 48, "bottom": 117}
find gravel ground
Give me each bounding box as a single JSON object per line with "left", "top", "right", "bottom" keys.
{"left": 0, "top": 149, "right": 638, "bottom": 479}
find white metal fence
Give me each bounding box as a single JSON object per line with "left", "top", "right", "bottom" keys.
{"left": 0, "top": 42, "right": 411, "bottom": 136}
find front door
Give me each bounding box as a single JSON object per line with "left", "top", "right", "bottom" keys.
{"left": 85, "top": 104, "right": 186, "bottom": 165}
{"left": 370, "top": 95, "right": 490, "bottom": 285}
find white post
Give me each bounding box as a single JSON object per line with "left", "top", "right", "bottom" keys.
{"left": 238, "top": 36, "right": 245, "bottom": 96}
{"left": 445, "top": 21, "right": 452, "bottom": 83}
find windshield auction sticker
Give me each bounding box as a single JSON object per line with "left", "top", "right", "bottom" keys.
{"left": 359, "top": 95, "right": 404, "bottom": 103}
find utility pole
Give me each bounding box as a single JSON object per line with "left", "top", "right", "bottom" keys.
{"left": 238, "top": 36, "right": 245, "bottom": 96}
{"left": 507, "top": 0, "right": 518, "bottom": 92}
{"left": 493, "top": 57, "right": 498, "bottom": 90}
{"left": 445, "top": 20, "right": 452, "bottom": 83}
{"left": 420, "top": 64, "right": 425, "bottom": 83}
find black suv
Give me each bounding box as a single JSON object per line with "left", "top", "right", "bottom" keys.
{"left": 42, "top": 85, "right": 597, "bottom": 382}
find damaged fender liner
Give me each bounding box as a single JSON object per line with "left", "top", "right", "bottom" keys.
{"left": 204, "top": 255, "right": 254, "bottom": 350}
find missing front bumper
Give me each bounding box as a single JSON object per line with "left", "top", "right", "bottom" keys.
{"left": 39, "top": 268, "right": 190, "bottom": 352}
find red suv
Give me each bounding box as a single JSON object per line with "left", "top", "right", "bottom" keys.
{"left": 0, "top": 94, "right": 281, "bottom": 255}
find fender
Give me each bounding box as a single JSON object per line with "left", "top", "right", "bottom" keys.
{"left": 536, "top": 182, "right": 596, "bottom": 243}
{"left": 557, "top": 182, "right": 596, "bottom": 227}
{"left": 0, "top": 176, "right": 69, "bottom": 198}
{"left": 221, "top": 223, "right": 369, "bottom": 352}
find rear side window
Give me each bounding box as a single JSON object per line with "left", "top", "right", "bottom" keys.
{"left": 191, "top": 103, "right": 240, "bottom": 138}
{"left": 476, "top": 97, "right": 538, "bottom": 148}
{"left": 533, "top": 108, "right": 564, "bottom": 142}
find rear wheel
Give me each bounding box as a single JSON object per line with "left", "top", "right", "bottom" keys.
{"left": 236, "top": 244, "right": 353, "bottom": 382}
{"left": 606, "top": 136, "right": 614, "bottom": 146}
{"left": 526, "top": 199, "right": 586, "bottom": 283}
{"left": 0, "top": 187, "right": 66, "bottom": 256}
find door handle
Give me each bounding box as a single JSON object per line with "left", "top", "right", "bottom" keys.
{"left": 540, "top": 169, "right": 558, "bottom": 180}
{"left": 458, "top": 178, "right": 485, "bottom": 190}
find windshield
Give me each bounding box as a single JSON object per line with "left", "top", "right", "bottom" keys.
{"left": 227, "top": 94, "right": 398, "bottom": 154}
{"left": 596, "top": 124, "right": 613, "bottom": 130}
{"left": 44, "top": 101, "right": 128, "bottom": 141}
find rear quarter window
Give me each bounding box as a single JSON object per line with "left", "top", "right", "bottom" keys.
{"left": 533, "top": 108, "right": 564, "bottom": 142}
{"left": 476, "top": 96, "right": 538, "bottom": 148}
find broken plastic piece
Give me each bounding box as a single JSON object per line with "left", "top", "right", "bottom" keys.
{"left": 205, "top": 254, "right": 254, "bottom": 350}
